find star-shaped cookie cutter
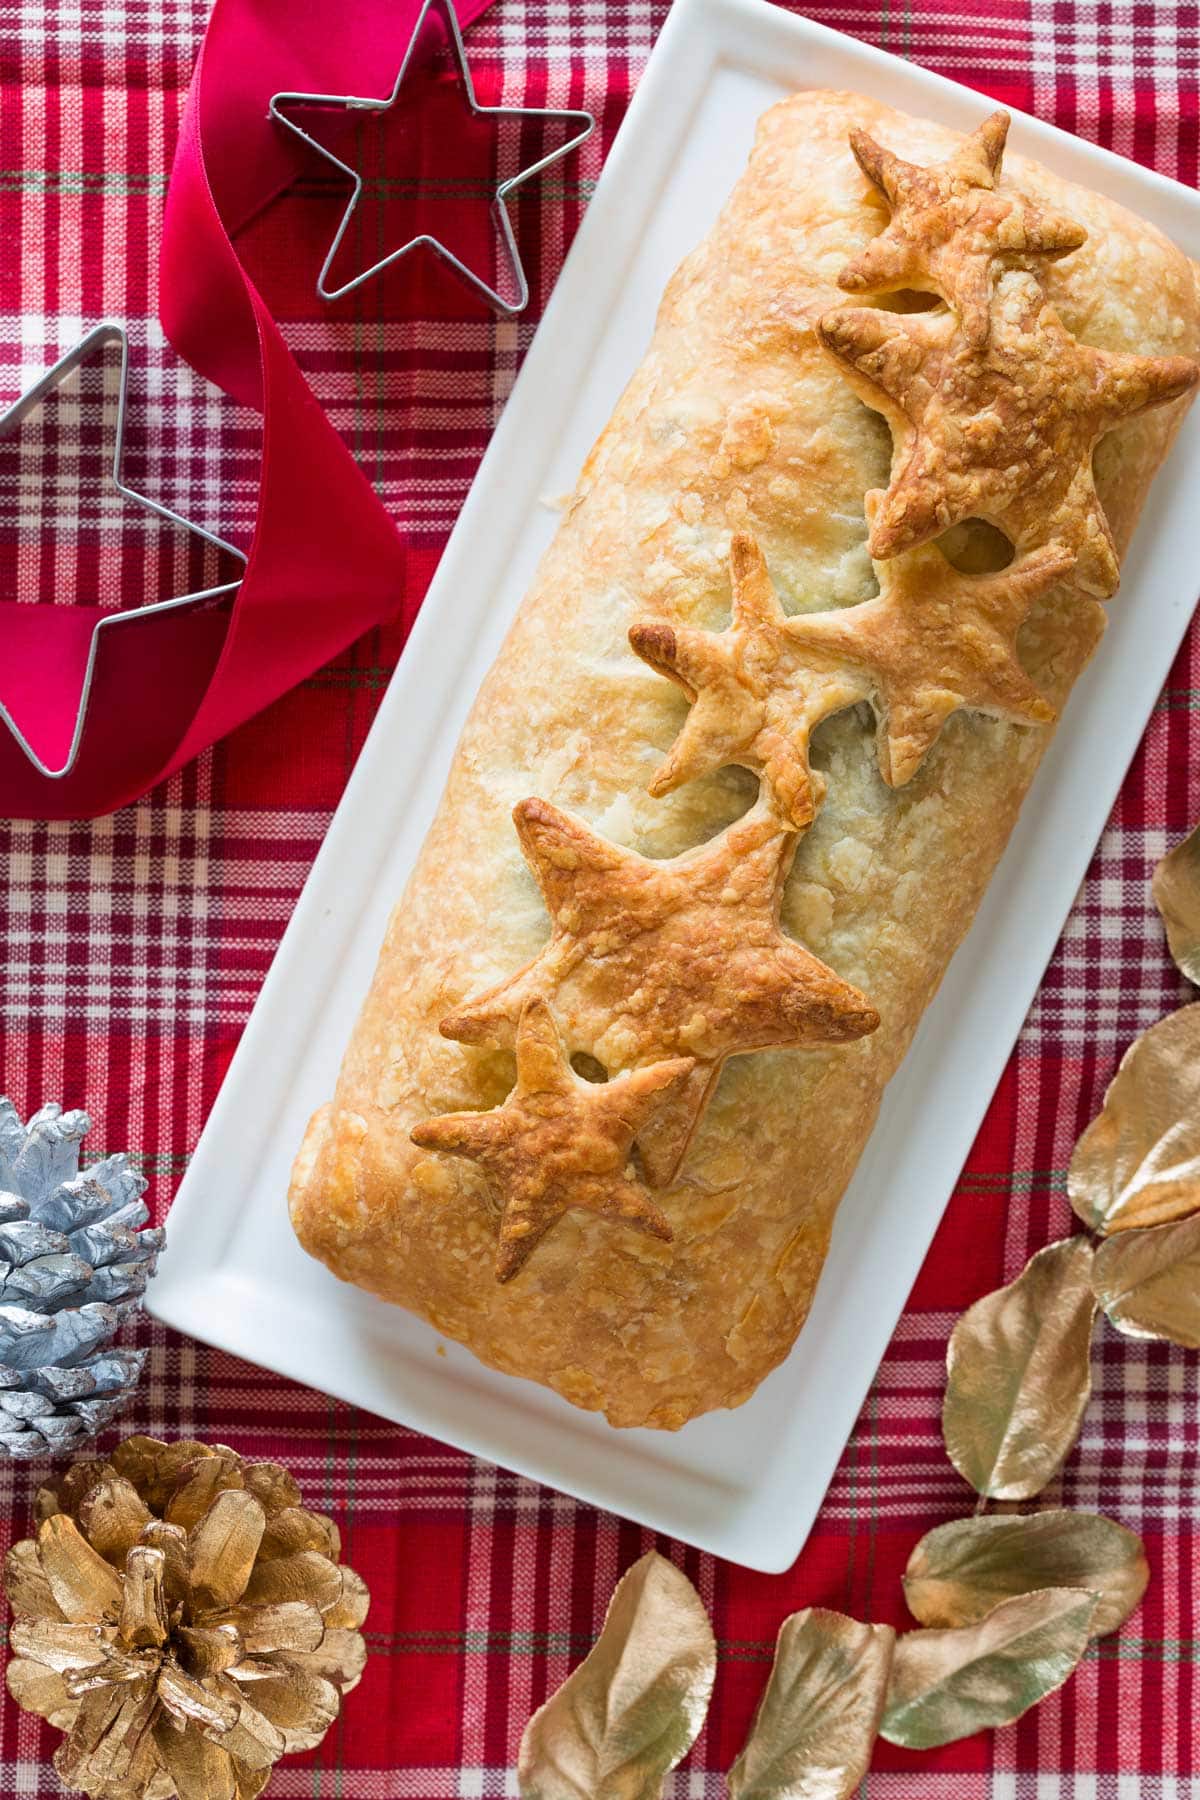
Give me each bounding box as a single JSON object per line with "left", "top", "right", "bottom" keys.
{"left": 0, "top": 321, "right": 246, "bottom": 781}
{"left": 268, "top": 0, "right": 594, "bottom": 313}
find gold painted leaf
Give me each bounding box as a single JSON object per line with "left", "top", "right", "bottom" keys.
{"left": 903, "top": 1511, "right": 1148, "bottom": 1637}
{"left": 517, "top": 1551, "right": 716, "bottom": 1800}
{"left": 37, "top": 1514, "right": 125, "bottom": 1624}
{"left": 1069, "top": 1006, "right": 1200, "bottom": 1235}
{"left": 188, "top": 1489, "right": 267, "bottom": 1612}
{"left": 1092, "top": 1211, "right": 1200, "bottom": 1346}
{"left": 942, "top": 1237, "right": 1097, "bottom": 1500}
{"left": 880, "top": 1588, "right": 1099, "bottom": 1750}
{"left": 1153, "top": 820, "right": 1200, "bottom": 984}
{"left": 726, "top": 1609, "right": 894, "bottom": 1799}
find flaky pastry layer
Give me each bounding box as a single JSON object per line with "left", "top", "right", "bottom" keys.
{"left": 289, "top": 91, "right": 1200, "bottom": 1429}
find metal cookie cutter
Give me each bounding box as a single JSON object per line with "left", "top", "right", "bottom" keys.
{"left": 268, "top": 0, "right": 595, "bottom": 315}
{"left": 0, "top": 322, "right": 246, "bottom": 780}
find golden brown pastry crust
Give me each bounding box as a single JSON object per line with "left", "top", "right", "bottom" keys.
{"left": 438, "top": 800, "right": 880, "bottom": 1185}
{"left": 411, "top": 997, "right": 693, "bottom": 1281}
{"left": 629, "top": 523, "right": 1070, "bottom": 826}
{"left": 819, "top": 277, "right": 1198, "bottom": 594}
{"left": 838, "top": 111, "right": 1087, "bottom": 346}
{"left": 289, "top": 91, "right": 1200, "bottom": 1430}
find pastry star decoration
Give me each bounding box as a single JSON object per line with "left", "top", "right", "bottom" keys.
{"left": 411, "top": 998, "right": 693, "bottom": 1281}
{"left": 439, "top": 802, "right": 879, "bottom": 1187}
{"left": 838, "top": 109, "right": 1086, "bottom": 347}
{"left": 818, "top": 272, "right": 1200, "bottom": 597}
{"left": 630, "top": 527, "right": 1072, "bottom": 829}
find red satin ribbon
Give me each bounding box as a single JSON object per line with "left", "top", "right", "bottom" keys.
{"left": 0, "top": 0, "right": 495, "bottom": 820}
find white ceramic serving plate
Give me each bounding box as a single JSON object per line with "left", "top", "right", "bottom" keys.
{"left": 149, "top": 0, "right": 1200, "bottom": 1571}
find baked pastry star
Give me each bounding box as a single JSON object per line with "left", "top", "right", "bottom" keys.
{"left": 412, "top": 998, "right": 692, "bottom": 1281}
{"left": 630, "top": 529, "right": 1071, "bottom": 825}
{"left": 440, "top": 802, "right": 879, "bottom": 1185}
{"left": 631, "top": 534, "right": 854, "bottom": 827}
{"left": 839, "top": 109, "right": 1086, "bottom": 345}
{"left": 818, "top": 273, "right": 1199, "bottom": 595}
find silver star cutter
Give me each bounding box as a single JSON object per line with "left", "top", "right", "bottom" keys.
{"left": 0, "top": 322, "right": 246, "bottom": 781}
{"left": 269, "top": 0, "right": 595, "bottom": 314}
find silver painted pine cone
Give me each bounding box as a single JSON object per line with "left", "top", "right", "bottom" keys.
{"left": 0, "top": 1101, "right": 164, "bottom": 1457}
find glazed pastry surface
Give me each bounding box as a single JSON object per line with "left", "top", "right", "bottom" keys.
{"left": 289, "top": 91, "right": 1200, "bottom": 1429}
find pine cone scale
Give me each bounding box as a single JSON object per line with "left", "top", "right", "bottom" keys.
{"left": 9, "top": 1618, "right": 118, "bottom": 1672}
{"left": 150, "top": 1717, "right": 240, "bottom": 1800}
{"left": 5, "top": 1535, "right": 64, "bottom": 1618}
{"left": 164, "top": 1456, "right": 244, "bottom": 1533}
{"left": 198, "top": 1678, "right": 285, "bottom": 1769}
{"left": 175, "top": 1623, "right": 242, "bottom": 1677}
{"left": 41, "top": 1516, "right": 125, "bottom": 1622}
{"left": 78, "top": 1474, "right": 153, "bottom": 1563}
{"left": 244, "top": 1666, "right": 339, "bottom": 1751}
{"left": 187, "top": 1490, "right": 266, "bottom": 1613}
{"left": 295, "top": 1624, "right": 369, "bottom": 1690}
{"left": 139, "top": 1522, "right": 190, "bottom": 1610}
{"left": 6, "top": 1652, "right": 79, "bottom": 1727}
{"left": 120, "top": 1548, "right": 169, "bottom": 1649}
{"left": 57, "top": 1676, "right": 160, "bottom": 1792}
{"left": 257, "top": 1504, "right": 340, "bottom": 1561}
{"left": 208, "top": 1598, "right": 326, "bottom": 1655}
{"left": 240, "top": 1548, "right": 344, "bottom": 1614}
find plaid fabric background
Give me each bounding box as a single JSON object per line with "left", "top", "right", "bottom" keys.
{"left": 0, "top": 0, "right": 1197, "bottom": 1791}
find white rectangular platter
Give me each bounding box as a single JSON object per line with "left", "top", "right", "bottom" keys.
{"left": 148, "top": 0, "right": 1200, "bottom": 1572}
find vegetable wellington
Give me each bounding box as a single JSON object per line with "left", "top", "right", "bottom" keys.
{"left": 290, "top": 93, "right": 1200, "bottom": 1428}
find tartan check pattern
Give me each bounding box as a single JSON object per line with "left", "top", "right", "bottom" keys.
{"left": 0, "top": 0, "right": 1198, "bottom": 1790}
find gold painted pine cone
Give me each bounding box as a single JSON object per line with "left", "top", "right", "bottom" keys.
{"left": 3, "top": 1435, "right": 369, "bottom": 1800}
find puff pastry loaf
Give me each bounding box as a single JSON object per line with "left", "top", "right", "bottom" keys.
{"left": 289, "top": 91, "right": 1200, "bottom": 1429}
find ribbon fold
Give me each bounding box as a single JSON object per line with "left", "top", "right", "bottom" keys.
{"left": 0, "top": 0, "right": 495, "bottom": 820}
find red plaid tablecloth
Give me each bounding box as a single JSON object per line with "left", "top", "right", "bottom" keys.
{"left": 0, "top": 0, "right": 1198, "bottom": 1791}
